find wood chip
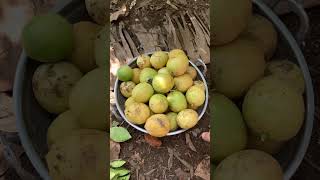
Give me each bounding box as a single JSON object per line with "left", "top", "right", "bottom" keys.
{"left": 167, "top": 148, "right": 174, "bottom": 170}
{"left": 166, "top": 0, "right": 179, "bottom": 10}
{"left": 185, "top": 133, "right": 197, "bottom": 152}
{"left": 0, "top": 93, "right": 17, "bottom": 132}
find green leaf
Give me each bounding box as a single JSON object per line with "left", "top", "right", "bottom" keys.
{"left": 118, "top": 174, "right": 130, "bottom": 180}
{"left": 110, "top": 127, "right": 132, "bottom": 142}
{"left": 110, "top": 159, "right": 126, "bottom": 168}
{"left": 110, "top": 169, "right": 119, "bottom": 180}
{"left": 111, "top": 167, "right": 130, "bottom": 177}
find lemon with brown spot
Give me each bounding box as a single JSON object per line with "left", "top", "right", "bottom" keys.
{"left": 145, "top": 114, "right": 170, "bottom": 137}
{"left": 125, "top": 103, "right": 150, "bottom": 125}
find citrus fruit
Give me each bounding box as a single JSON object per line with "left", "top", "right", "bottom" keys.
{"left": 131, "top": 82, "right": 154, "bottom": 103}
{"left": 152, "top": 73, "right": 174, "bottom": 93}
{"left": 167, "top": 112, "right": 178, "bottom": 131}
{"left": 149, "top": 94, "right": 168, "bottom": 113}
{"left": 125, "top": 103, "right": 150, "bottom": 124}
{"left": 150, "top": 51, "right": 169, "bottom": 69}
{"left": 174, "top": 74, "right": 193, "bottom": 92}
{"left": 176, "top": 109, "right": 198, "bottom": 129}
{"left": 144, "top": 114, "right": 170, "bottom": 137}
{"left": 167, "top": 91, "right": 187, "bottom": 112}
{"left": 137, "top": 54, "right": 151, "bottom": 69}
{"left": 117, "top": 65, "right": 133, "bottom": 82}
{"left": 139, "top": 68, "right": 157, "bottom": 83}
{"left": 22, "top": 13, "right": 73, "bottom": 62}
{"left": 120, "top": 81, "right": 136, "bottom": 98}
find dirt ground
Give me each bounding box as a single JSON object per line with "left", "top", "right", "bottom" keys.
{"left": 110, "top": 1, "right": 210, "bottom": 179}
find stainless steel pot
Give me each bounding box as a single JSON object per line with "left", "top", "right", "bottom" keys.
{"left": 113, "top": 53, "right": 209, "bottom": 136}
{"left": 253, "top": 0, "right": 314, "bottom": 179}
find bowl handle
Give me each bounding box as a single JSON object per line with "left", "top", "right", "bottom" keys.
{"left": 194, "top": 59, "right": 207, "bottom": 75}
{"left": 265, "top": 0, "right": 309, "bottom": 46}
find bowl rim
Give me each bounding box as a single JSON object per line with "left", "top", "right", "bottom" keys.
{"left": 253, "top": 0, "right": 314, "bottom": 179}
{"left": 114, "top": 51, "right": 209, "bottom": 136}
{"left": 13, "top": 1, "right": 75, "bottom": 180}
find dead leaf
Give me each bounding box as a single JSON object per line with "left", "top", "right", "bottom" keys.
{"left": 173, "top": 13, "right": 198, "bottom": 61}
{"left": 191, "top": 128, "right": 201, "bottom": 137}
{"left": 187, "top": 12, "right": 209, "bottom": 64}
{"left": 110, "top": 5, "right": 127, "bottom": 22}
{"left": 136, "top": 0, "right": 152, "bottom": 9}
{"left": 110, "top": 46, "right": 121, "bottom": 90}
{"left": 119, "top": 22, "right": 133, "bottom": 60}
{"left": 144, "top": 134, "right": 162, "bottom": 148}
{"left": 0, "top": 33, "right": 16, "bottom": 92}
{"left": 0, "top": 93, "right": 17, "bottom": 132}
{"left": 166, "top": 0, "right": 178, "bottom": 10}
{"left": 130, "top": 24, "right": 162, "bottom": 53}
{"left": 175, "top": 0, "right": 187, "bottom": 5}
{"left": 171, "top": 149, "right": 194, "bottom": 177}
{"left": 167, "top": 148, "right": 174, "bottom": 170}
{"left": 0, "top": 144, "right": 8, "bottom": 176}
{"left": 110, "top": 140, "right": 121, "bottom": 160}
{"left": 123, "top": 29, "right": 139, "bottom": 57}
{"left": 130, "top": 0, "right": 137, "bottom": 9}
{"left": 164, "top": 13, "right": 182, "bottom": 50}
{"left": 144, "top": 168, "right": 156, "bottom": 176}
{"left": 175, "top": 168, "right": 190, "bottom": 179}
{"left": 185, "top": 133, "right": 197, "bottom": 152}
{"left": 0, "top": 0, "right": 34, "bottom": 43}
{"left": 195, "top": 158, "right": 210, "bottom": 180}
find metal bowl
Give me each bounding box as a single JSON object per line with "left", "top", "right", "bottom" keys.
{"left": 114, "top": 52, "right": 209, "bottom": 136}
{"left": 253, "top": 0, "right": 314, "bottom": 179}
{"left": 14, "top": 0, "right": 87, "bottom": 179}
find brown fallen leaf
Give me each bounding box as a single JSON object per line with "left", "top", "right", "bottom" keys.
{"left": 144, "top": 134, "right": 162, "bottom": 148}
{"left": 171, "top": 149, "right": 194, "bottom": 177}
{"left": 185, "top": 133, "right": 197, "bottom": 152}
{"left": 175, "top": 168, "right": 190, "bottom": 180}
{"left": 166, "top": 0, "right": 179, "bottom": 10}
{"left": 195, "top": 157, "right": 210, "bottom": 180}
{"left": 110, "top": 140, "right": 121, "bottom": 160}
{"left": 110, "top": 5, "right": 127, "bottom": 22}
{"left": 130, "top": 23, "right": 162, "bottom": 53}
{"left": 173, "top": 14, "right": 198, "bottom": 61}
{"left": 187, "top": 12, "right": 209, "bottom": 64}
{"left": 0, "top": 93, "right": 17, "bottom": 132}
{"left": 0, "top": 34, "right": 14, "bottom": 92}
{"left": 164, "top": 13, "right": 182, "bottom": 50}
{"left": 0, "top": 0, "right": 34, "bottom": 43}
